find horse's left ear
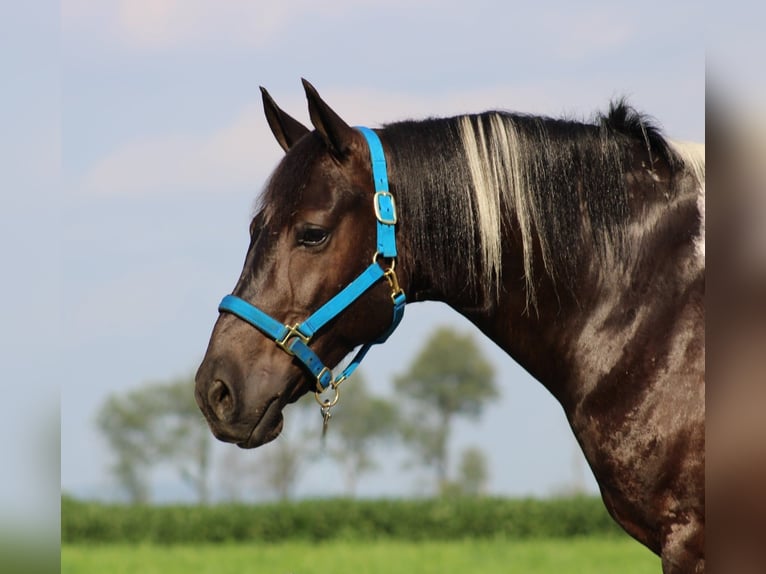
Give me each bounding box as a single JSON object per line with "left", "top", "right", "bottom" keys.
{"left": 302, "top": 78, "right": 357, "bottom": 158}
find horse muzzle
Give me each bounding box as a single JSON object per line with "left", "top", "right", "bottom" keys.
{"left": 194, "top": 347, "right": 302, "bottom": 448}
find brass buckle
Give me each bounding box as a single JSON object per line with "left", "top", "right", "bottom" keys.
{"left": 384, "top": 268, "right": 404, "bottom": 301}
{"left": 275, "top": 324, "right": 310, "bottom": 356}
{"left": 373, "top": 253, "right": 404, "bottom": 302}
{"left": 374, "top": 191, "right": 397, "bottom": 225}
{"left": 314, "top": 367, "right": 332, "bottom": 393}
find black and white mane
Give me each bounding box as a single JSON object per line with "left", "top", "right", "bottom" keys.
{"left": 381, "top": 101, "right": 705, "bottom": 310}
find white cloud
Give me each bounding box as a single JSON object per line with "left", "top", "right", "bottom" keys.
{"left": 115, "top": 0, "right": 285, "bottom": 50}
{"left": 79, "top": 103, "right": 280, "bottom": 195}
{"left": 78, "top": 83, "right": 576, "bottom": 197}
{"left": 62, "top": 253, "right": 227, "bottom": 354}
{"left": 65, "top": 0, "right": 438, "bottom": 52}
{"left": 550, "top": 6, "right": 635, "bottom": 61}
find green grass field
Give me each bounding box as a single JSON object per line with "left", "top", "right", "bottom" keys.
{"left": 62, "top": 537, "right": 660, "bottom": 574}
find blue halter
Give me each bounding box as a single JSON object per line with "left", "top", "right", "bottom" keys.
{"left": 217, "top": 127, "right": 406, "bottom": 407}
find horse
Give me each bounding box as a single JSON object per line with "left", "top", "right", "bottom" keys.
{"left": 195, "top": 80, "right": 705, "bottom": 573}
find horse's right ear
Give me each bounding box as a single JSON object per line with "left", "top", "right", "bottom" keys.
{"left": 261, "top": 87, "right": 310, "bottom": 152}
{"left": 302, "top": 78, "right": 357, "bottom": 158}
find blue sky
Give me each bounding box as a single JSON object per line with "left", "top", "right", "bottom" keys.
{"left": 6, "top": 0, "right": 706, "bottom": 509}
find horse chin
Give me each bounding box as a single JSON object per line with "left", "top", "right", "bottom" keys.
{"left": 237, "top": 399, "right": 285, "bottom": 449}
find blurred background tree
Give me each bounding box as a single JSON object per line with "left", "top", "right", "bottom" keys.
{"left": 253, "top": 438, "right": 312, "bottom": 501}
{"left": 394, "top": 327, "right": 498, "bottom": 494}
{"left": 325, "top": 373, "right": 398, "bottom": 496}
{"left": 96, "top": 389, "right": 156, "bottom": 504}
{"left": 95, "top": 330, "right": 499, "bottom": 503}
{"left": 217, "top": 397, "right": 319, "bottom": 502}
{"left": 96, "top": 375, "right": 212, "bottom": 504}
{"left": 440, "top": 446, "right": 490, "bottom": 497}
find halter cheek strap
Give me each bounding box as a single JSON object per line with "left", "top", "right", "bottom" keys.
{"left": 217, "top": 126, "right": 406, "bottom": 405}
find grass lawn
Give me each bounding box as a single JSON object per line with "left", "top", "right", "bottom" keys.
{"left": 62, "top": 537, "right": 661, "bottom": 574}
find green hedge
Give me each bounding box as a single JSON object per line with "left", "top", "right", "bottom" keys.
{"left": 62, "top": 496, "right": 624, "bottom": 544}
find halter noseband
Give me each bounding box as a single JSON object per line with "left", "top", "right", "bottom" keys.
{"left": 217, "top": 126, "right": 406, "bottom": 409}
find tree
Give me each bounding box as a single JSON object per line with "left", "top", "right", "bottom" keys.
{"left": 218, "top": 397, "right": 319, "bottom": 502}
{"left": 96, "top": 375, "right": 212, "bottom": 504}
{"left": 394, "top": 327, "right": 498, "bottom": 493}
{"left": 255, "top": 437, "right": 310, "bottom": 501}
{"left": 151, "top": 378, "right": 213, "bottom": 503}
{"left": 96, "top": 391, "right": 156, "bottom": 503}
{"left": 326, "top": 373, "right": 398, "bottom": 495}
{"left": 454, "top": 446, "right": 490, "bottom": 496}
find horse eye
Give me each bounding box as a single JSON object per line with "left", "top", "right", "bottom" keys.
{"left": 297, "top": 226, "right": 329, "bottom": 247}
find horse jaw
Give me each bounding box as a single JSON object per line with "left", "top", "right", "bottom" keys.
{"left": 237, "top": 399, "right": 285, "bottom": 449}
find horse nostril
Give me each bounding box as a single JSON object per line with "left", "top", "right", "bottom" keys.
{"left": 208, "top": 379, "right": 235, "bottom": 422}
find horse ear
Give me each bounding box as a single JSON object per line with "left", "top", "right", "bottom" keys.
{"left": 302, "top": 78, "right": 357, "bottom": 157}
{"left": 260, "top": 86, "right": 310, "bottom": 152}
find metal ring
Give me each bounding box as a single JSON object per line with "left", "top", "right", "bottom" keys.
{"left": 314, "top": 385, "right": 340, "bottom": 408}
{"left": 372, "top": 251, "right": 396, "bottom": 270}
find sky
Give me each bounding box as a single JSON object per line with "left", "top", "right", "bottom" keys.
{"left": 4, "top": 0, "right": 707, "bottom": 514}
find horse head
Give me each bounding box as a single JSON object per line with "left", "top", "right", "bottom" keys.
{"left": 195, "top": 80, "right": 406, "bottom": 448}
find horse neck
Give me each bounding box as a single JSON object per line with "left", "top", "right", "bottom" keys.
{"left": 385, "top": 113, "right": 705, "bottom": 408}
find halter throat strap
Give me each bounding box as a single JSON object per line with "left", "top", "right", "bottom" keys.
{"left": 217, "top": 126, "right": 405, "bottom": 397}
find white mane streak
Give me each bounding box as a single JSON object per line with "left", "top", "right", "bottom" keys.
{"left": 669, "top": 140, "right": 706, "bottom": 261}
{"left": 458, "top": 113, "right": 543, "bottom": 308}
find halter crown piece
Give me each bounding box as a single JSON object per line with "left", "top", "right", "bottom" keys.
{"left": 217, "top": 127, "right": 406, "bottom": 415}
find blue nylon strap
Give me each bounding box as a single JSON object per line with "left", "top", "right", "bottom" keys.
{"left": 219, "top": 294, "right": 333, "bottom": 389}
{"left": 329, "top": 291, "right": 406, "bottom": 387}
{"left": 356, "top": 126, "right": 397, "bottom": 259}
{"left": 218, "top": 262, "right": 393, "bottom": 391}
{"left": 333, "top": 344, "right": 373, "bottom": 385}
{"left": 298, "top": 263, "right": 385, "bottom": 338}
{"left": 219, "top": 295, "right": 288, "bottom": 341}
{"left": 286, "top": 339, "right": 333, "bottom": 388}
{"left": 356, "top": 126, "right": 388, "bottom": 192}
{"left": 381, "top": 291, "right": 406, "bottom": 343}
